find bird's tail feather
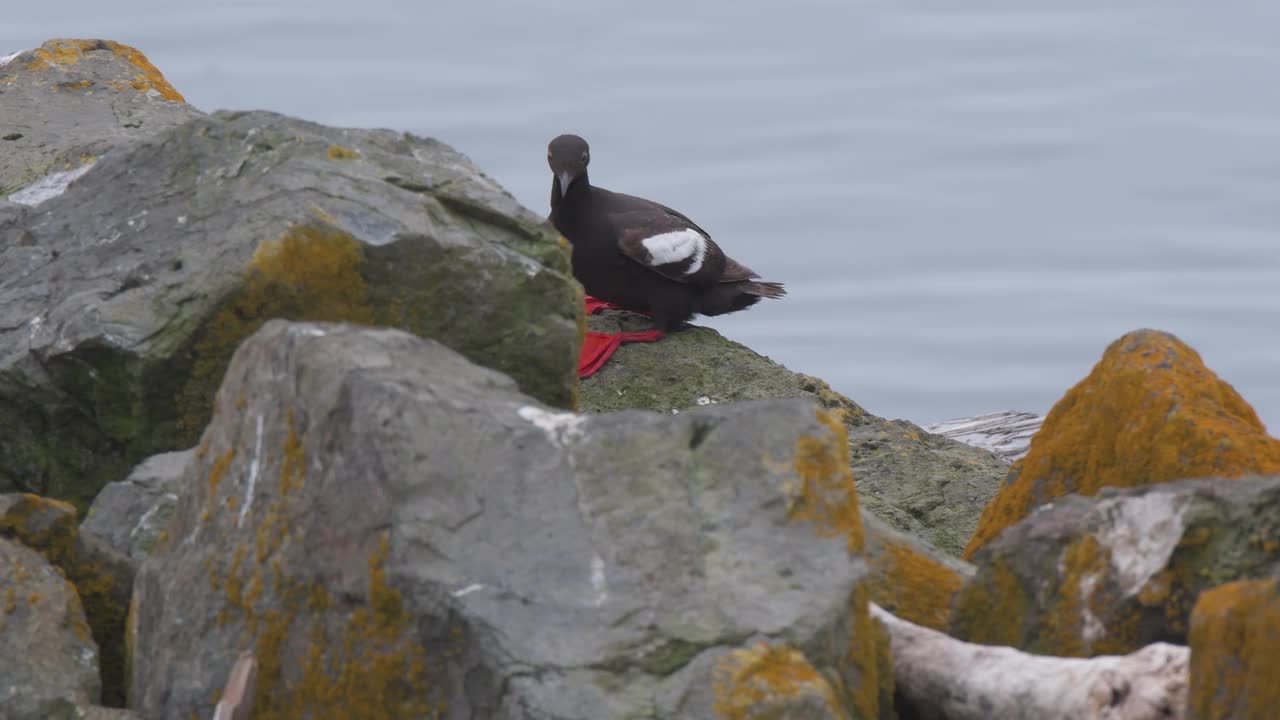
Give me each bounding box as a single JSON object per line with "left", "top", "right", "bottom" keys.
{"left": 742, "top": 281, "right": 786, "bottom": 299}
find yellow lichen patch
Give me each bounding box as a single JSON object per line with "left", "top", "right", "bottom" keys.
{"left": 865, "top": 539, "right": 964, "bottom": 631}
{"left": 844, "top": 584, "right": 888, "bottom": 720}
{"left": 281, "top": 409, "right": 304, "bottom": 495}
{"left": 713, "top": 641, "right": 844, "bottom": 720}
{"left": 1042, "top": 534, "right": 1113, "bottom": 657}
{"left": 241, "top": 537, "right": 437, "bottom": 719}
{"left": 966, "top": 329, "right": 1280, "bottom": 558}
{"left": 1188, "top": 578, "right": 1280, "bottom": 720}
{"left": 950, "top": 558, "right": 1031, "bottom": 648}
{"left": 208, "top": 448, "right": 236, "bottom": 496}
{"left": 326, "top": 145, "right": 361, "bottom": 160}
{"left": 57, "top": 79, "right": 94, "bottom": 90}
{"left": 787, "top": 409, "right": 865, "bottom": 553}
{"left": 178, "top": 222, "right": 374, "bottom": 441}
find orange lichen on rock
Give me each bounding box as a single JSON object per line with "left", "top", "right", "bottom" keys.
{"left": 1188, "top": 578, "right": 1280, "bottom": 720}
{"left": 713, "top": 642, "right": 845, "bottom": 720}
{"left": 965, "top": 329, "right": 1280, "bottom": 557}
{"left": 23, "top": 39, "right": 185, "bottom": 101}
{"left": 865, "top": 538, "right": 964, "bottom": 631}
{"left": 788, "top": 409, "right": 865, "bottom": 553}
{"left": 326, "top": 145, "right": 361, "bottom": 160}
{"left": 948, "top": 557, "right": 1031, "bottom": 648}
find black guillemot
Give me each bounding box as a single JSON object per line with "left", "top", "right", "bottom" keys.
{"left": 547, "top": 134, "right": 786, "bottom": 333}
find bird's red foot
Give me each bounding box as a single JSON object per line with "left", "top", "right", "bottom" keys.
{"left": 583, "top": 295, "right": 653, "bottom": 317}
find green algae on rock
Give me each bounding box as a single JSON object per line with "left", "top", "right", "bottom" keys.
{"left": 1188, "top": 577, "right": 1280, "bottom": 720}
{"left": 951, "top": 475, "right": 1280, "bottom": 658}
{"left": 0, "top": 55, "right": 579, "bottom": 512}
{"left": 131, "top": 319, "right": 887, "bottom": 719}
{"left": 579, "top": 310, "right": 1007, "bottom": 557}
{"left": 966, "top": 328, "right": 1280, "bottom": 558}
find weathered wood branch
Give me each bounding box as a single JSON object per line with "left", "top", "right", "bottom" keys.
{"left": 871, "top": 603, "right": 1188, "bottom": 720}
{"left": 212, "top": 651, "right": 258, "bottom": 720}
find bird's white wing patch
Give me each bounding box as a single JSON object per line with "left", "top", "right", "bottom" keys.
{"left": 641, "top": 229, "right": 708, "bottom": 274}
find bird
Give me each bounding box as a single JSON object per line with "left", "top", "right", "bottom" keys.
{"left": 546, "top": 134, "right": 785, "bottom": 333}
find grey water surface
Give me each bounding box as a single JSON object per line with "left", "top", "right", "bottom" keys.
{"left": 5, "top": 0, "right": 1278, "bottom": 429}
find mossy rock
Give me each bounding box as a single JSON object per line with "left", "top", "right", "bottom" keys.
{"left": 951, "top": 475, "right": 1280, "bottom": 657}
{"left": 0, "top": 80, "right": 579, "bottom": 513}
{"left": 580, "top": 310, "right": 1007, "bottom": 557}
{"left": 1188, "top": 577, "right": 1280, "bottom": 719}
{"left": 965, "top": 328, "right": 1280, "bottom": 558}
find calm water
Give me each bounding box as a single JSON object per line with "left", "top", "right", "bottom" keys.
{"left": 6, "top": 1, "right": 1280, "bottom": 429}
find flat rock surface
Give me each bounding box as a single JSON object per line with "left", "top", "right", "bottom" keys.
{"left": 581, "top": 310, "right": 1008, "bottom": 556}
{"left": 923, "top": 410, "right": 1042, "bottom": 462}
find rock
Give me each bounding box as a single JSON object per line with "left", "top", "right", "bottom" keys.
{"left": 965, "top": 329, "right": 1280, "bottom": 557}
{"left": 0, "top": 39, "right": 200, "bottom": 198}
{"left": 130, "top": 320, "right": 889, "bottom": 719}
{"left": 861, "top": 510, "right": 972, "bottom": 631}
{"left": 709, "top": 642, "right": 854, "bottom": 720}
{"left": 1, "top": 494, "right": 134, "bottom": 707}
{"left": 82, "top": 449, "right": 188, "bottom": 565}
{"left": 0, "top": 537, "right": 101, "bottom": 719}
{"left": 579, "top": 310, "right": 1008, "bottom": 556}
{"left": 1187, "top": 578, "right": 1280, "bottom": 720}
{"left": 1, "top": 43, "right": 579, "bottom": 512}
{"left": 922, "top": 410, "right": 1043, "bottom": 463}
{"left": 950, "top": 475, "right": 1280, "bottom": 657}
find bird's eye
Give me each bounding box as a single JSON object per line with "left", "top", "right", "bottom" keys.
{"left": 581, "top": 152, "right": 589, "bottom": 164}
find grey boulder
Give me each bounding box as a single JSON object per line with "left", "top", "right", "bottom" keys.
{"left": 951, "top": 475, "right": 1280, "bottom": 657}
{"left": 0, "top": 537, "right": 101, "bottom": 719}
{"left": 81, "top": 449, "right": 189, "bottom": 566}
{"left": 131, "top": 320, "right": 888, "bottom": 719}
{"left": 1, "top": 45, "right": 579, "bottom": 511}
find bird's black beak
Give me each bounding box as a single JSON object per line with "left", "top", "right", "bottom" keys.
{"left": 558, "top": 171, "right": 574, "bottom": 198}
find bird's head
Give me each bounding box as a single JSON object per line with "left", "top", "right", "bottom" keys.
{"left": 548, "top": 134, "right": 590, "bottom": 198}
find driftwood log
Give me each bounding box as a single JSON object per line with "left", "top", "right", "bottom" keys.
{"left": 871, "top": 603, "right": 1189, "bottom": 720}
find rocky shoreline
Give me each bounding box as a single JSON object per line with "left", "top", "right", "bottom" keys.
{"left": 2, "top": 38, "right": 1276, "bottom": 719}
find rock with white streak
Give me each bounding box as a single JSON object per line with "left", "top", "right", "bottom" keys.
{"left": 81, "top": 449, "right": 190, "bottom": 565}
{"left": 950, "top": 475, "right": 1280, "bottom": 657}
{"left": 131, "top": 320, "right": 889, "bottom": 720}
{"left": 922, "top": 410, "right": 1043, "bottom": 462}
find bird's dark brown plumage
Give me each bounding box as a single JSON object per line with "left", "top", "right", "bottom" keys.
{"left": 547, "top": 134, "right": 785, "bottom": 332}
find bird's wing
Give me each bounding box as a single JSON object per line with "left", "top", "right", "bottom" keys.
{"left": 607, "top": 191, "right": 755, "bottom": 286}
